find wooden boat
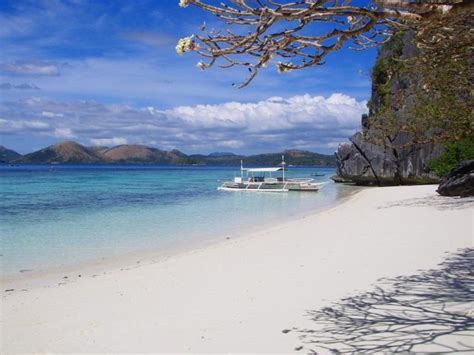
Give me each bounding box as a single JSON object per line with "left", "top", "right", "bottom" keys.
{"left": 218, "top": 156, "right": 325, "bottom": 193}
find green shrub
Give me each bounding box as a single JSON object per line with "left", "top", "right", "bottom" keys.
{"left": 430, "top": 137, "right": 474, "bottom": 177}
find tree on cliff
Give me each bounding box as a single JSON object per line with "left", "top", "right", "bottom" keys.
{"left": 176, "top": 0, "right": 472, "bottom": 88}
{"left": 177, "top": 1, "right": 473, "bottom": 182}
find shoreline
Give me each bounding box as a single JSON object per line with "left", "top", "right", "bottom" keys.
{"left": 1, "top": 184, "right": 364, "bottom": 290}
{"left": 2, "top": 185, "right": 472, "bottom": 353}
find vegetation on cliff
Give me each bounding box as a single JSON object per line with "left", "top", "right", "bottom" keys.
{"left": 335, "top": 5, "right": 472, "bottom": 186}
{"left": 430, "top": 137, "right": 474, "bottom": 177}
{"left": 369, "top": 36, "right": 471, "bottom": 144}
{"left": 365, "top": 9, "right": 473, "bottom": 176}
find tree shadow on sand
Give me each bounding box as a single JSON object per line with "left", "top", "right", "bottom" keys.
{"left": 378, "top": 195, "right": 474, "bottom": 210}
{"left": 292, "top": 248, "right": 474, "bottom": 353}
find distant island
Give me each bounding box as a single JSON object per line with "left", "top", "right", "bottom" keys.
{"left": 0, "top": 141, "right": 335, "bottom": 166}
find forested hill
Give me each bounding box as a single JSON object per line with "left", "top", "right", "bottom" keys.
{"left": 2, "top": 141, "right": 335, "bottom": 166}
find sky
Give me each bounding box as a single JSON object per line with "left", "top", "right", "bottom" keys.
{"left": 0, "top": 0, "right": 376, "bottom": 155}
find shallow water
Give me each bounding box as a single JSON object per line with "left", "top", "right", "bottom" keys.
{"left": 0, "top": 165, "right": 355, "bottom": 276}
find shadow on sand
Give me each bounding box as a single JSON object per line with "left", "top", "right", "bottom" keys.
{"left": 293, "top": 248, "right": 474, "bottom": 353}
{"left": 378, "top": 195, "right": 474, "bottom": 210}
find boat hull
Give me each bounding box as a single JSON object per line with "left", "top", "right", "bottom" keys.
{"left": 217, "top": 186, "right": 289, "bottom": 192}
{"left": 218, "top": 181, "right": 324, "bottom": 192}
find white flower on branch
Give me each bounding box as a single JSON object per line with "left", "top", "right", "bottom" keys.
{"left": 178, "top": 0, "right": 189, "bottom": 8}
{"left": 175, "top": 35, "right": 198, "bottom": 55}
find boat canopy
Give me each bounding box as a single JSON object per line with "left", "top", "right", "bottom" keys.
{"left": 243, "top": 167, "right": 283, "bottom": 173}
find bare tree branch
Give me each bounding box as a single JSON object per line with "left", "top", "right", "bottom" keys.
{"left": 176, "top": 0, "right": 472, "bottom": 87}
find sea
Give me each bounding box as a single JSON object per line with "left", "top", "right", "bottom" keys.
{"left": 0, "top": 165, "right": 356, "bottom": 277}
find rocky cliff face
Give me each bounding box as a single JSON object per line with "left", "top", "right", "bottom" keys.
{"left": 437, "top": 160, "right": 474, "bottom": 197}
{"left": 335, "top": 32, "right": 444, "bottom": 185}
{"left": 336, "top": 132, "right": 442, "bottom": 185}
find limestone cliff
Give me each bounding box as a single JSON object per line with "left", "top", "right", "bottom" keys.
{"left": 336, "top": 2, "right": 473, "bottom": 186}
{"left": 334, "top": 26, "right": 470, "bottom": 185}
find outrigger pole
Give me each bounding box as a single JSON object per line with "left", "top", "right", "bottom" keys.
{"left": 282, "top": 155, "right": 285, "bottom": 181}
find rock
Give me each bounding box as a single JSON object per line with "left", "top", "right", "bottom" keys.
{"left": 330, "top": 174, "right": 353, "bottom": 183}
{"left": 335, "top": 131, "right": 442, "bottom": 186}
{"left": 437, "top": 160, "right": 474, "bottom": 197}
{"left": 334, "top": 31, "right": 445, "bottom": 186}
{"left": 361, "top": 114, "right": 370, "bottom": 130}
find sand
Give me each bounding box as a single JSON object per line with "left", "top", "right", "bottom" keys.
{"left": 1, "top": 185, "right": 473, "bottom": 353}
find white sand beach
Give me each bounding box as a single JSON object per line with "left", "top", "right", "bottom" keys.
{"left": 1, "top": 185, "right": 473, "bottom": 353}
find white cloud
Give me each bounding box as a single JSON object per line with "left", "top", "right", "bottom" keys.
{"left": 0, "top": 94, "right": 367, "bottom": 154}
{"left": 0, "top": 118, "right": 50, "bottom": 132}
{"left": 0, "top": 82, "right": 40, "bottom": 90}
{"left": 0, "top": 61, "right": 61, "bottom": 76}
{"left": 42, "top": 111, "right": 64, "bottom": 117}
{"left": 90, "top": 137, "right": 128, "bottom": 146}
{"left": 0, "top": 13, "right": 35, "bottom": 38}
{"left": 166, "top": 93, "right": 366, "bottom": 133}
{"left": 53, "top": 128, "right": 74, "bottom": 138}
{"left": 121, "top": 31, "right": 172, "bottom": 47}
{"left": 218, "top": 140, "right": 244, "bottom": 149}
{"left": 24, "top": 120, "right": 50, "bottom": 129}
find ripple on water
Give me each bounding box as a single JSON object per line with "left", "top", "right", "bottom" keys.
{"left": 0, "top": 165, "right": 352, "bottom": 275}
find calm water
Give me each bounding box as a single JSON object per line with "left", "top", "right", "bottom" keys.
{"left": 0, "top": 165, "right": 353, "bottom": 276}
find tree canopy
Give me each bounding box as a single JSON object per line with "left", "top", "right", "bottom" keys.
{"left": 176, "top": 0, "right": 472, "bottom": 87}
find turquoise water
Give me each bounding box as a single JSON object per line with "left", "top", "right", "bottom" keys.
{"left": 0, "top": 165, "right": 352, "bottom": 276}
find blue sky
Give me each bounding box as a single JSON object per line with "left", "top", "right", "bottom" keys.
{"left": 0, "top": 0, "right": 376, "bottom": 154}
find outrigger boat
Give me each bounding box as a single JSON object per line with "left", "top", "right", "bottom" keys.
{"left": 218, "top": 156, "right": 325, "bottom": 192}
